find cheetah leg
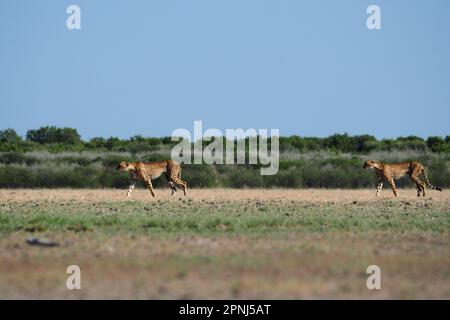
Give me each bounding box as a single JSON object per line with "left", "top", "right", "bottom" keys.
{"left": 387, "top": 178, "right": 398, "bottom": 197}
{"left": 145, "top": 179, "right": 156, "bottom": 198}
{"left": 410, "top": 176, "right": 424, "bottom": 197}
{"left": 126, "top": 180, "right": 136, "bottom": 197}
{"left": 168, "top": 181, "right": 177, "bottom": 196}
{"left": 376, "top": 179, "right": 383, "bottom": 197}
{"left": 414, "top": 173, "right": 427, "bottom": 197}
{"left": 173, "top": 178, "right": 187, "bottom": 196}
{"left": 418, "top": 180, "right": 426, "bottom": 197}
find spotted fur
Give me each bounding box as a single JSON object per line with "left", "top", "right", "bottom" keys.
{"left": 363, "top": 160, "right": 442, "bottom": 197}
{"left": 116, "top": 160, "right": 187, "bottom": 197}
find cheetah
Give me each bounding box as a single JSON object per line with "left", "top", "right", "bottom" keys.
{"left": 363, "top": 160, "right": 442, "bottom": 197}
{"left": 116, "top": 160, "right": 187, "bottom": 197}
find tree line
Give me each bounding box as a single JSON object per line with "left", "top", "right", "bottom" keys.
{"left": 0, "top": 126, "right": 449, "bottom": 189}
{"left": 0, "top": 150, "right": 448, "bottom": 189}
{"left": 1, "top": 126, "right": 449, "bottom": 153}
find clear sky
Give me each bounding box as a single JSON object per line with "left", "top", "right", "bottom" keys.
{"left": 1, "top": 0, "right": 449, "bottom": 140}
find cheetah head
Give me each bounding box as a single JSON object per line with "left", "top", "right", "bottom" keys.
{"left": 363, "top": 160, "right": 376, "bottom": 169}
{"left": 116, "top": 161, "right": 134, "bottom": 171}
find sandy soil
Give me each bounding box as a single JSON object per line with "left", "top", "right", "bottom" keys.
{"left": 1, "top": 188, "right": 449, "bottom": 202}
{"left": 0, "top": 189, "right": 449, "bottom": 299}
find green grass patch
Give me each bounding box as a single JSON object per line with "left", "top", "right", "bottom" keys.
{"left": 1, "top": 199, "right": 448, "bottom": 235}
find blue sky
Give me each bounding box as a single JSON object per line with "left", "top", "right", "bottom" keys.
{"left": 1, "top": 0, "right": 449, "bottom": 140}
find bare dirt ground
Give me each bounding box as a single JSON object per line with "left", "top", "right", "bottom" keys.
{"left": 2, "top": 188, "right": 449, "bottom": 202}
{"left": 0, "top": 189, "right": 449, "bottom": 299}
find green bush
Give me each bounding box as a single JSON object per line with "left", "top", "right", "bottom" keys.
{"left": 0, "top": 126, "right": 449, "bottom": 189}
{"left": 2, "top": 126, "right": 449, "bottom": 154}
{"left": 26, "top": 126, "right": 81, "bottom": 145}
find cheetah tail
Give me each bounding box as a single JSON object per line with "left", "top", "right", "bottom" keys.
{"left": 422, "top": 168, "right": 443, "bottom": 191}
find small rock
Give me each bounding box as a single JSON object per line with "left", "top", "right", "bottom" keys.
{"left": 26, "top": 237, "right": 59, "bottom": 247}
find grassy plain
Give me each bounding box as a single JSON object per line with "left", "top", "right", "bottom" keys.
{"left": 0, "top": 189, "right": 449, "bottom": 299}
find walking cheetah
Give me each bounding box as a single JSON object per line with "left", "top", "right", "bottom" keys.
{"left": 116, "top": 160, "right": 187, "bottom": 197}
{"left": 363, "top": 160, "right": 442, "bottom": 197}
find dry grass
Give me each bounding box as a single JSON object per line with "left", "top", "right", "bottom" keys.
{"left": 0, "top": 189, "right": 449, "bottom": 299}
{"left": 2, "top": 188, "right": 449, "bottom": 202}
